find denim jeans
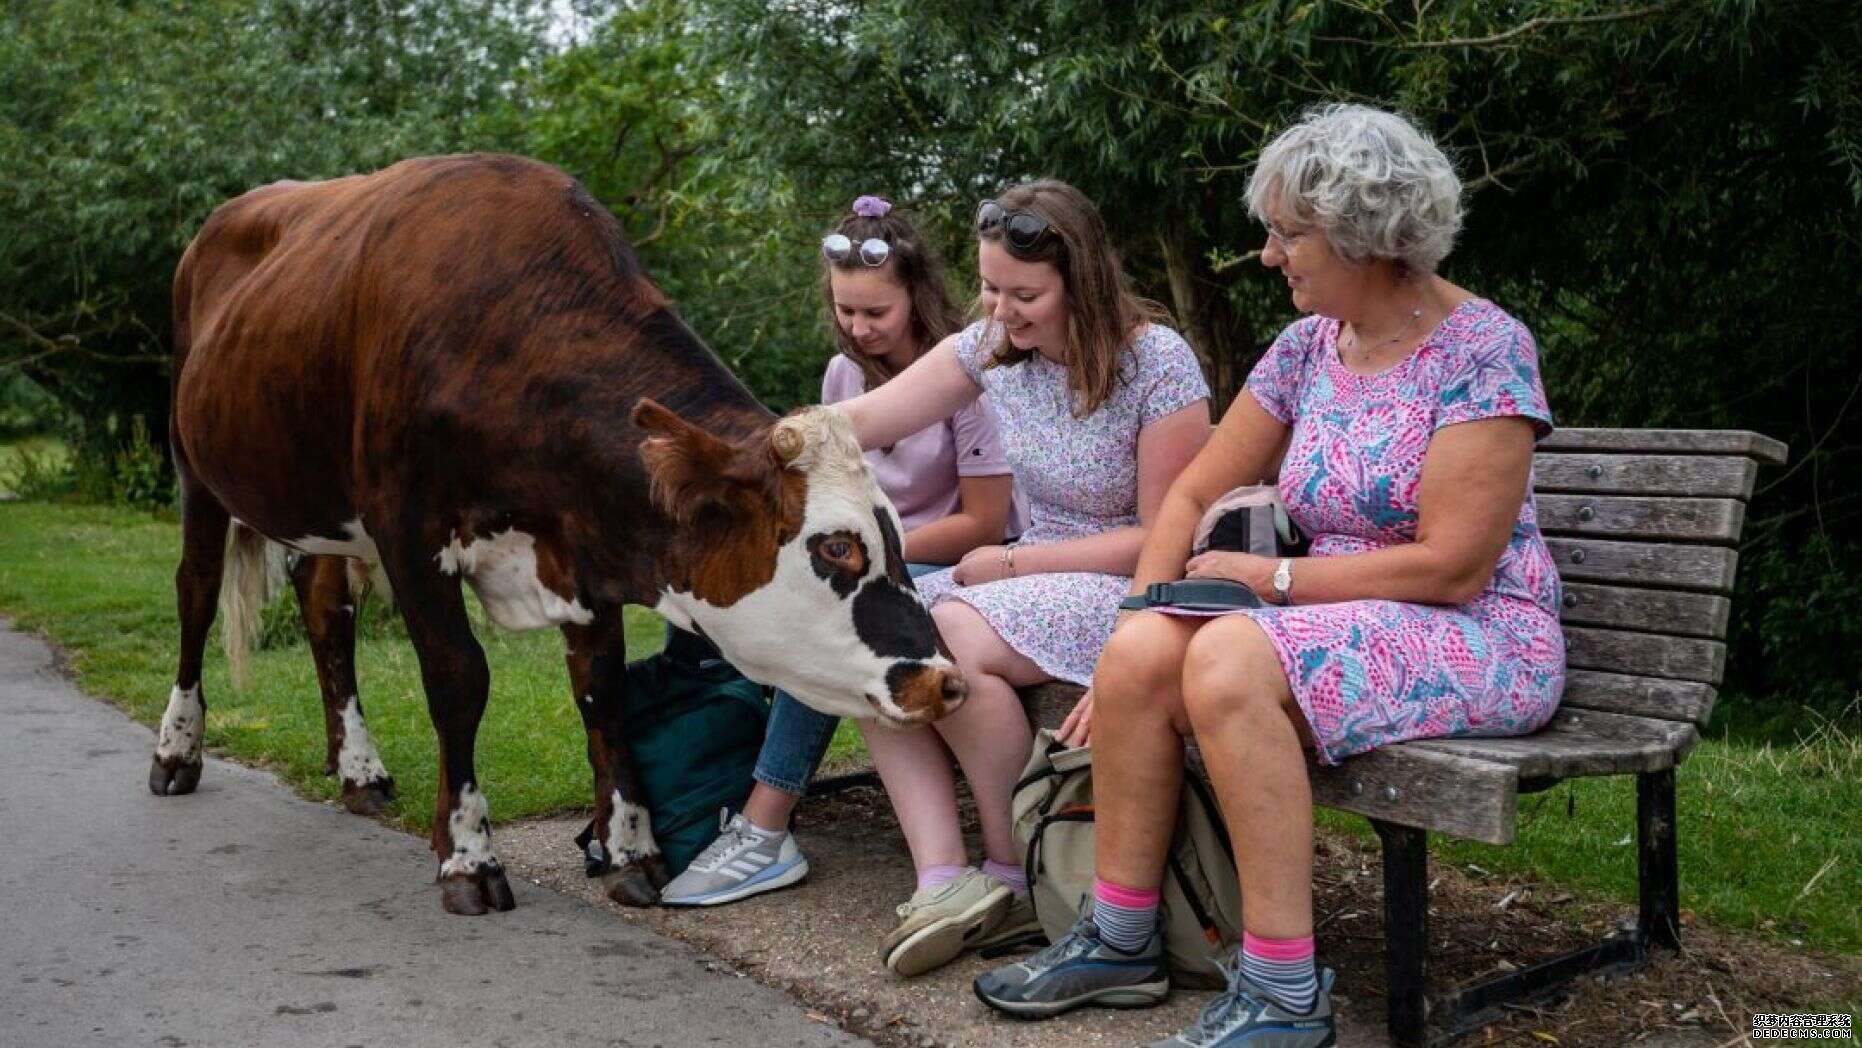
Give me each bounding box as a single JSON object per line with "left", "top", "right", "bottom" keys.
{"left": 754, "top": 561, "right": 945, "bottom": 795}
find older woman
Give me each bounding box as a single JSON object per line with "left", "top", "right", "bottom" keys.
{"left": 973, "top": 104, "right": 1565, "bottom": 1047}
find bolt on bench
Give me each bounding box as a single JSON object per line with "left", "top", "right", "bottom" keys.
{"left": 1023, "top": 427, "right": 1788, "bottom": 1046}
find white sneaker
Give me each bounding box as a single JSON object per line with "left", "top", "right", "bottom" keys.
{"left": 659, "top": 811, "right": 809, "bottom": 907}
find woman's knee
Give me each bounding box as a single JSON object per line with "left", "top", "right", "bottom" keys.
{"left": 1094, "top": 613, "right": 1191, "bottom": 720}
{"left": 1180, "top": 618, "right": 1292, "bottom": 728}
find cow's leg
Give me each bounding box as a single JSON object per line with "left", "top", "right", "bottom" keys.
{"left": 288, "top": 554, "right": 395, "bottom": 815}
{"left": 377, "top": 539, "right": 513, "bottom": 916}
{"left": 151, "top": 471, "right": 231, "bottom": 796}
{"left": 564, "top": 616, "right": 669, "bottom": 907}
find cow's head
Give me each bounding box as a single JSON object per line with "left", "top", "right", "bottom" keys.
{"left": 633, "top": 398, "right": 965, "bottom": 726}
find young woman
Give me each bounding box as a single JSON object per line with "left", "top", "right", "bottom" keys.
{"left": 659, "top": 195, "right": 1017, "bottom": 906}
{"left": 832, "top": 180, "right": 1212, "bottom": 976}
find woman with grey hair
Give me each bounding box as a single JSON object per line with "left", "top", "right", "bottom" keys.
{"left": 973, "top": 104, "right": 1565, "bottom": 1047}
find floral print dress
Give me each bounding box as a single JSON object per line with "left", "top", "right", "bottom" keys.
{"left": 914, "top": 320, "right": 1211, "bottom": 684}
{"left": 1217, "top": 298, "right": 1566, "bottom": 764}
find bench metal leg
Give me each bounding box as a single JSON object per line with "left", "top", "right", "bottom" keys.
{"left": 1372, "top": 819, "right": 1430, "bottom": 1047}
{"left": 1368, "top": 770, "right": 1684, "bottom": 1045}
{"left": 1639, "top": 768, "right": 1681, "bottom": 950}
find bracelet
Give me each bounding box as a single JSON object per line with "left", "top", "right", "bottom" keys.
{"left": 999, "top": 546, "right": 1017, "bottom": 577}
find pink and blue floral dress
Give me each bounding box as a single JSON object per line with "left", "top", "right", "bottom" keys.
{"left": 1229, "top": 298, "right": 1566, "bottom": 764}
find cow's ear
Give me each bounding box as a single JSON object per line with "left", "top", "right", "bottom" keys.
{"left": 634, "top": 399, "right": 740, "bottom": 522}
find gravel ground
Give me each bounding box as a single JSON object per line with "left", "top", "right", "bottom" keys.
{"left": 493, "top": 781, "right": 1860, "bottom": 1048}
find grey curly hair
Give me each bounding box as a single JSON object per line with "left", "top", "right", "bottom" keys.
{"left": 1246, "top": 104, "right": 1462, "bottom": 275}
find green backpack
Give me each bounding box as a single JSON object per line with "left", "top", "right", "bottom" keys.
{"left": 576, "top": 633, "right": 771, "bottom": 877}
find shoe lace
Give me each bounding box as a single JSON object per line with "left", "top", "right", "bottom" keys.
{"left": 686, "top": 811, "right": 755, "bottom": 874}
{"left": 1185, "top": 957, "right": 1269, "bottom": 1046}
{"left": 1019, "top": 917, "right": 1099, "bottom": 970}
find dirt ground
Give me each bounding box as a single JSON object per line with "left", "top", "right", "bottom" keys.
{"left": 495, "top": 779, "right": 1860, "bottom": 1048}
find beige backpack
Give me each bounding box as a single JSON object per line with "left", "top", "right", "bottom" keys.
{"left": 1011, "top": 730, "right": 1243, "bottom": 989}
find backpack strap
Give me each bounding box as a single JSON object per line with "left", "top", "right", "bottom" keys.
{"left": 1165, "top": 850, "right": 1224, "bottom": 948}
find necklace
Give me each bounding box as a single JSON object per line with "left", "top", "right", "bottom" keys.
{"left": 1342, "top": 299, "right": 1425, "bottom": 365}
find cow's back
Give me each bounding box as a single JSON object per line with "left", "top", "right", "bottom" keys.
{"left": 172, "top": 154, "right": 727, "bottom": 558}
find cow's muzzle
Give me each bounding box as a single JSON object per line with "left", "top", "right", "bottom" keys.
{"left": 880, "top": 661, "right": 968, "bottom": 723}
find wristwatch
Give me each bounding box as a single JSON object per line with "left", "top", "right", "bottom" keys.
{"left": 1271, "top": 557, "right": 1293, "bottom": 605}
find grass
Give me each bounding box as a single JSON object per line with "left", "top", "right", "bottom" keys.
{"left": 0, "top": 500, "right": 1855, "bottom": 958}
{"left": 0, "top": 434, "right": 69, "bottom": 492}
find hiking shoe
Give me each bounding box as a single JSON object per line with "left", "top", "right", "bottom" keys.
{"left": 1144, "top": 961, "right": 1336, "bottom": 1048}
{"left": 973, "top": 911, "right": 1170, "bottom": 1019}
{"left": 974, "top": 890, "right": 1045, "bottom": 955}
{"left": 659, "top": 811, "right": 808, "bottom": 907}
{"left": 880, "top": 868, "right": 1013, "bottom": 977}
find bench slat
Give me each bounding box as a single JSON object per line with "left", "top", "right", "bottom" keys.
{"left": 1539, "top": 428, "right": 1788, "bottom": 466}
{"left": 1544, "top": 536, "right": 1737, "bottom": 592}
{"left": 1559, "top": 670, "right": 1717, "bottom": 725}
{"left": 1534, "top": 454, "right": 1757, "bottom": 499}
{"left": 1534, "top": 494, "right": 1744, "bottom": 544}
{"left": 1407, "top": 709, "right": 1697, "bottom": 781}
{"left": 1565, "top": 626, "right": 1725, "bottom": 684}
{"left": 1559, "top": 583, "right": 1731, "bottom": 639}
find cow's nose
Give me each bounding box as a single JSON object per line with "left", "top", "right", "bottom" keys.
{"left": 938, "top": 669, "right": 968, "bottom": 714}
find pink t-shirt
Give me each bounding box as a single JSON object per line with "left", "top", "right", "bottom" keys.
{"left": 820, "top": 354, "right": 1020, "bottom": 537}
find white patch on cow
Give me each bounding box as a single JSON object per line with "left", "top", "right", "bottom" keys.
{"left": 434, "top": 528, "right": 592, "bottom": 630}
{"left": 439, "top": 783, "right": 496, "bottom": 876}
{"left": 155, "top": 684, "right": 204, "bottom": 763}
{"left": 655, "top": 407, "right": 953, "bottom": 725}
{"left": 336, "top": 696, "right": 388, "bottom": 787}
{"left": 605, "top": 792, "right": 659, "bottom": 863}
{"left": 287, "top": 518, "right": 380, "bottom": 560}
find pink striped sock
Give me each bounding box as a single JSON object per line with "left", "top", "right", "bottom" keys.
{"left": 915, "top": 864, "right": 969, "bottom": 893}
{"left": 1092, "top": 877, "right": 1160, "bottom": 953}
{"left": 1241, "top": 931, "right": 1318, "bottom": 1013}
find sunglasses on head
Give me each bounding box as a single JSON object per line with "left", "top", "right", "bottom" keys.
{"left": 821, "top": 233, "right": 891, "bottom": 267}
{"left": 975, "top": 199, "right": 1053, "bottom": 252}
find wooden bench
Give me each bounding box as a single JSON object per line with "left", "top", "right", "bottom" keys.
{"left": 1022, "top": 427, "right": 1788, "bottom": 1046}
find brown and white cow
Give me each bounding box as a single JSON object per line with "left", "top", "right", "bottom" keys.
{"left": 155, "top": 153, "right": 965, "bottom": 914}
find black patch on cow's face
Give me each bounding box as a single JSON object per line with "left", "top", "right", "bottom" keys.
{"left": 806, "top": 531, "right": 868, "bottom": 598}
{"left": 872, "top": 506, "right": 911, "bottom": 587}
{"left": 851, "top": 579, "right": 938, "bottom": 659}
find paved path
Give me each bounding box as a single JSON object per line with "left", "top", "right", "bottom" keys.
{"left": 0, "top": 619, "right": 870, "bottom": 1048}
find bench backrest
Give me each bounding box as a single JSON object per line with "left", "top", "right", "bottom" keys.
{"left": 1533, "top": 429, "right": 1788, "bottom": 728}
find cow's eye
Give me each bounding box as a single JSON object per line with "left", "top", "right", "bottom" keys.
{"left": 823, "top": 539, "right": 853, "bottom": 561}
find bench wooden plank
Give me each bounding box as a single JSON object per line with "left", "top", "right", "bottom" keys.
{"left": 1559, "top": 670, "right": 1717, "bottom": 725}
{"left": 1559, "top": 583, "right": 1731, "bottom": 639}
{"left": 1293, "top": 747, "right": 1518, "bottom": 846}
{"left": 1544, "top": 536, "right": 1737, "bottom": 592}
{"left": 1535, "top": 494, "right": 1744, "bottom": 544}
{"left": 1408, "top": 709, "right": 1697, "bottom": 781}
{"left": 1565, "top": 626, "right": 1725, "bottom": 684}
{"left": 1539, "top": 428, "right": 1789, "bottom": 466}
{"left": 1534, "top": 454, "right": 1757, "bottom": 499}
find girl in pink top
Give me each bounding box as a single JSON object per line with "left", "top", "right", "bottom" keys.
{"left": 659, "top": 196, "right": 1016, "bottom": 908}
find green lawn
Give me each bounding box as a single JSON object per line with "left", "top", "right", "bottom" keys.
{"left": 0, "top": 500, "right": 1854, "bottom": 956}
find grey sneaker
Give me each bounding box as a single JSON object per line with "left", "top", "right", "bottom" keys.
{"left": 659, "top": 811, "right": 808, "bottom": 907}
{"left": 880, "top": 868, "right": 1013, "bottom": 977}
{"left": 1145, "top": 961, "right": 1336, "bottom": 1048}
{"left": 972, "top": 912, "right": 1170, "bottom": 1019}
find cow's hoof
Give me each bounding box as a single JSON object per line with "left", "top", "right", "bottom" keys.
{"left": 148, "top": 755, "right": 202, "bottom": 796}
{"left": 600, "top": 861, "right": 664, "bottom": 907}
{"left": 340, "top": 777, "right": 396, "bottom": 816}
{"left": 439, "top": 865, "right": 516, "bottom": 915}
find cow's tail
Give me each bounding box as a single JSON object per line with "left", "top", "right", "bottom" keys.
{"left": 219, "top": 524, "right": 284, "bottom": 689}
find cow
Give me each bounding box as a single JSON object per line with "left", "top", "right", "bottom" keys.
{"left": 156, "top": 153, "right": 966, "bottom": 915}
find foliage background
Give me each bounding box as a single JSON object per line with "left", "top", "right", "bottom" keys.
{"left": 3, "top": 0, "right": 1858, "bottom": 717}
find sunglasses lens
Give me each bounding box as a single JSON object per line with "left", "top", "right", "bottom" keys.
{"left": 1006, "top": 213, "right": 1047, "bottom": 249}
{"left": 821, "top": 234, "right": 853, "bottom": 262}
{"left": 859, "top": 238, "right": 891, "bottom": 266}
